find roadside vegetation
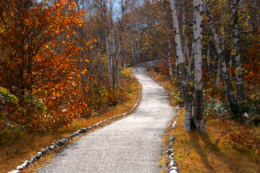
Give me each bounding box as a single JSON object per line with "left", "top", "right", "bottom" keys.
{"left": 146, "top": 62, "right": 260, "bottom": 173}
{"left": 0, "top": 68, "right": 140, "bottom": 173}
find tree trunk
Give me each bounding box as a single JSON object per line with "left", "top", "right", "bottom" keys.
{"left": 232, "top": 0, "right": 244, "bottom": 103}
{"left": 204, "top": 0, "right": 238, "bottom": 113}
{"left": 166, "top": 27, "right": 173, "bottom": 84}
{"left": 207, "top": 43, "right": 210, "bottom": 72}
{"left": 135, "top": 31, "right": 141, "bottom": 63}
{"left": 103, "top": 7, "right": 113, "bottom": 89}
{"left": 216, "top": 56, "right": 221, "bottom": 86}
{"left": 230, "top": 52, "right": 232, "bottom": 79}
{"left": 97, "top": 36, "right": 101, "bottom": 86}
{"left": 170, "top": 0, "right": 192, "bottom": 132}
{"left": 130, "top": 30, "right": 135, "bottom": 62}
{"left": 193, "top": 0, "right": 205, "bottom": 133}
{"left": 116, "top": 29, "right": 122, "bottom": 96}
{"left": 182, "top": 1, "right": 191, "bottom": 82}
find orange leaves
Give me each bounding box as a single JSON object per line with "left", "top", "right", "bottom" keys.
{"left": 0, "top": 0, "right": 88, "bottom": 131}
{"left": 81, "top": 69, "right": 88, "bottom": 74}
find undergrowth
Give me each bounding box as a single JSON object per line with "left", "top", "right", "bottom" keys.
{"left": 146, "top": 61, "right": 260, "bottom": 173}
{"left": 0, "top": 68, "right": 140, "bottom": 173}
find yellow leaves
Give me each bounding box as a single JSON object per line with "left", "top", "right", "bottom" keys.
{"left": 67, "top": 34, "right": 70, "bottom": 38}
{"left": 46, "top": 45, "right": 49, "bottom": 48}
{"left": 81, "top": 69, "right": 87, "bottom": 74}
{"left": 232, "top": 49, "right": 236, "bottom": 55}
{"left": 62, "top": 40, "right": 66, "bottom": 44}
{"left": 85, "top": 59, "right": 89, "bottom": 62}
{"left": 73, "top": 31, "right": 76, "bottom": 35}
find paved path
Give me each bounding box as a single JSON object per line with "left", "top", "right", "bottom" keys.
{"left": 39, "top": 62, "right": 174, "bottom": 173}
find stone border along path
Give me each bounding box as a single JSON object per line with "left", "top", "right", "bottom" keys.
{"left": 9, "top": 61, "right": 175, "bottom": 173}
{"left": 144, "top": 63, "right": 180, "bottom": 173}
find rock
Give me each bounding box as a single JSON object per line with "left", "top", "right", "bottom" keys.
{"left": 8, "top": 170, "right": 20, "bottom": 173}
{"left": 169, "top": 135, "right": 175, "bottom": 144}
{"left": 169, "top": 153, "right": 174, "bottom": 161}
{"left": 57, "top": 140, "right": 65, "bottom": 146}
{"left": 35, "top": 155, "right": 41, "bottom": 160}
{"left": 40, "top": 149, "right": 47, "bottom": 155}
{"left": 21, "top": 160, "right": 29, "bottom": 167}
{"left": 46, "top": 146, "right": 50, "bottom": 151}
{"left": 37, "top": 152, "right": 42, "bottom": 156}
{"left": 50, "top": 144, "right": 56, "bottom": 150}
{"left": 28, "top": 157, "right": 36, "bottom": 163}
{"left": 79, "top": 128, "right": 86, "bottom": 133}
{"left": 169, "top": 167, "right": 178, "bottom": 173}
{"left": 168, "top": 149, "right": 173, "bottom": 155}
{"left": 168, "top": 160, "right": 176, "bottom": 167}
{"left": 62, "top": 137, "right": 69, "bottom": 143}
{"left": 16, "top": 165, "right": 24, "bottom": 170}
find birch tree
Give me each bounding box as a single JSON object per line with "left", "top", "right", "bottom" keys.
{"left": 232, "top": 0, "right": 244, "bottom": 103}
{"left": 170, "top": 0, "right": 193, "bottom": 132}
{"left": 204, "top": 0, "right": 238, "bottom": 112}
{"left": 193, "top": 0, "right": 206, "bottom": 132}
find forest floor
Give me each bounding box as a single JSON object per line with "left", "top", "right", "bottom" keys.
{"left": 146, "top": 62, "right": 260, "bottom": 173}
{"left": 0, "top": 67, "right": 140, "bottom": 173}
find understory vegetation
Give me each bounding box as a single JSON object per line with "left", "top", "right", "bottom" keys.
{"left": 147, "top": 62, "right": 260, "bottom": 173}
{"left": 0, "top": 68, "right": 140, "bottom": 172}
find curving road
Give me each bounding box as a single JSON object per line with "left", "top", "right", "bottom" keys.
{"left": 39, "top": 62, "right": 174, "bottom": 173}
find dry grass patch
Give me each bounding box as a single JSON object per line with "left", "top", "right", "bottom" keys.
{"left": 0, "top": 68, "right": 140, "bottom": 173}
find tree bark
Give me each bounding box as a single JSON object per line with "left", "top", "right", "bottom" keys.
{"left": 230, "top": 52, "right": 232, "bottom": 80}
{"left": 130, "top": 29, "right": 135, "bottom": 62}
{"left": 193, "top": 0, "right": 205, "bottom": 133}
{"left": 182, "top": 1, "right": 191, "bottom": 82}
{"left": 103, "top": 3, "right": 113, "bottom": 89}
{"left": 170, "top": 0, "right": 192, "bottom": 132}
{"left": 232, "top": 0, "right": 244, "bottom": 103}
{"left": 207, "top": 43, "right": 210, "bottom": 72}
{"left": 216, "top": 56, "right": 221, "bottom": 86}
{"left": 166, "top": 27, "right": 173, "bottom": 84}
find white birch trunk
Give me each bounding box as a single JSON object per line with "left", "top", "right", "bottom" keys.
{"left": 182, "top": 1, "right": 191, "bottom": 81}
{"left": 170, "top": 0, "right": 192, "bottom": 132}
{"left": 193, "top": 0, "right": 205, "bottom": 133}
{"left": 204, "top": 0, "right": 238, "bottom": 110}
{"left": 232, "top": 0, "right": 244, "bottom": 103}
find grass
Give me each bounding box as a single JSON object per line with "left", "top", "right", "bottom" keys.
{"left": 146, "top": 61, "right": 260, "bottom": 173}
{"left": 0, "top": 68, "right": 141, "bottom": 173}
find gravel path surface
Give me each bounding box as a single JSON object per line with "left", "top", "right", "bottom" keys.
{"left": 39, "top": 62, "right": 174, "bottom": 173}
